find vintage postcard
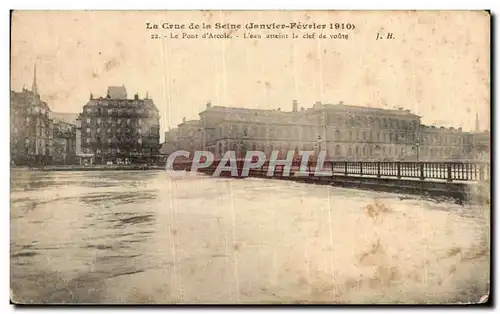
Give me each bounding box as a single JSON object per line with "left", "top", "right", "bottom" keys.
{"left": 10, "top": 10, "right": 490, "bottom": 304}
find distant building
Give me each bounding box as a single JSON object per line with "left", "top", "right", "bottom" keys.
{"left": 418, "top": 125, "right": 473, "bottom": 161}
{"left": 472, "top": 131, "right": 490, "bottom": 161}
{"left": 199, "top": 100, "right": 422, "bottom": 161}
{"left": 176, "top": 100, "right": 486, "bottom": 162}
{"left": 160, "top": 128, "right": 179, "bottom": 155}
{"left": 78, "top": 86, "right": 160, "bottom": 164}
{"left": 471, "top": 112, "right": 490, "bottom": 161}
{"left": 177, "top": 118, "right": 203, "bottom": 155}
{"left": 10, "top": 65, "right": 53, "bottom": 166}
{"left": 51, "top": 112, "right": 78, "bottom": 165}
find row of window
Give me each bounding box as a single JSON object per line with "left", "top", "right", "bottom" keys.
{"left": 216, "top": 142, "right": 410, "bottom": 157}
{"left": 11, "top": 127, "right": 51, "bottom": 137}
{"left": 16, "top": 138, "right": 52, "bottom": 147}
{"left": 81, "top": 147, "right": 155, "bottom": 154}
{"left": 215, "top": 125, "right": 418, "bottom": 144}
{"left": 326, "top": 115, "right": 419, "bottom": 130}
{"left": 15, "top": 116, "right": 51, "bottom": 126}
{"left": 85, "top": 107, "right": 152, "bottom": 115}
{"left": 83, "top": 138, "right": 143, "bottom": 144}
{"left": 12, "top": 106, "right": 48, "bottom": 115}
{"left": 420, "top": 147, "right": 464, "bottom": 158}
{"left": 420, "top": 134, "right": 469, "bottom": 146}
{"left": 85, "top": 127, "right": 144, "bottom": 134}
{"left": 214, "top": 141, "right": 469, "bottom": 160}
{"left": 84, "top": 118, "right": 143, "bottom": 125}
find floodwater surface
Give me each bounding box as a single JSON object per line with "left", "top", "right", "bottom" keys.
{"left": 10, "top": 169, "right": 490, "bottom": 304}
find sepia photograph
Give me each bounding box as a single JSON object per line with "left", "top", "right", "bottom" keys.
{"left": 9, "top": 10, "right": 491, "bottom": 304}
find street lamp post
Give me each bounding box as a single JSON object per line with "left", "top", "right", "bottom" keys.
{"left": 317, "top": 135, "right": 322, "bottom": 153}
{"left": 415, "top": 138, "right": 420, "bottom": 162}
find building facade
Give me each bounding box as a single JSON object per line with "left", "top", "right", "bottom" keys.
{"left": 10, "top": 66, "right": 54, "bottom": 166}
{"left": 177, "top": 118, "right": 204, "bottom": 154}
{"left": 198, "top": 101, "right": 423, "bottom": 161}
{"left": 78, "top": 86, "right": 160, "bottom": 164}
{"left": 52, "top": 121, "right": 77, "bottom": 165}
{"left": 161, "top": 128, "right": 179, "bottom": 155}
{"left": 471, "top": 131, "right": 490, "bottom": 161}
{"left": 418, "top": 125, "right": 474, "bottom": 161}
{"left": 170, "top": 100, "right": 486, "bottom": 162}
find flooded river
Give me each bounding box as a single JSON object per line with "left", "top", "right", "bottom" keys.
{"left": 10, "top": 169, "right": 490, "bottom": 304}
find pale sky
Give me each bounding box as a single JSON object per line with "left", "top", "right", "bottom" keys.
{"left": 11, "top": 11, "right": 490, "bottom": 140}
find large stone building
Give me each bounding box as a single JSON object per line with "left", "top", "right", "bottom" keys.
{"left": 162, "top": 100, "right": 486, "bottom": 162}
{"left": 161, "top": 128, "right": 179, "bottom": 155}
{"left": 51, "top": 112, "right": 78, "bottom": 165}
{"left": 418, "top": 125, "right": 474, "bottom": 161}
{"left": 77, "top": 86, "right": 160, "bottom": 164}
{"left": 10, "top": 66, "right": 54, "bottom": 166}
{"left": 198, "top": 100, "right": 423, "bottom": 161}
{"left": 177, "top": 118, "right": 204, "bottom": 154}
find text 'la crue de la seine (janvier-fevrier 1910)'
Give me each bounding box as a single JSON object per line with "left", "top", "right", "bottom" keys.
{"left": 146, "top": 21, "right": 356, "bottom": 40}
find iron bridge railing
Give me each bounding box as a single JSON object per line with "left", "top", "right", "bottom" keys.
{"left": 175, "top": 160, "right": 490, "bottom": 183}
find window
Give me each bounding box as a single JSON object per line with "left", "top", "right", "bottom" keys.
{"left": 138, "top": 138, "right": 142, "bottom": 144}
{"left": 97, "top": 118, "right": 101, "bottom": 124}
{"left": 108, "top": 109, "right": 113, "bottom": 114}
{"left": 117, "top": 119, "right": 121, "bottom": 124}
{"left": 138, "top": 119, "right": 142, "bottom": 125}
{"left": 138, "top": 129, "right": 142, "bottom": 134}
{"left": 86, "top": 138, "right": 91, "bottom": 143}
{"left": 86, "top": 118, "right": 91, "bottom": 124}
{"left": 126, "top": 119, "right": 130, "bottom": 125}
{"left": 86, "top": 107, "right": 92, "bottom": 113}
{"left": 97, "top": 128, "right": 101, "bottom": 133}
{"left": 107, "top": 138, "right": 112, "bottom": 144}
{"left": 86, "top": 128, "right": 91, "bottom": 133}
{"left": 107, "top": 128, "right": 111, "bottom": 133}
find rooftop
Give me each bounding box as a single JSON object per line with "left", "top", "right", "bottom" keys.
{"left": 50, "top": 112, "right": 79, "bottom": 125}
{"left": 107, "top": 86, "right": 127, "bottom": 99}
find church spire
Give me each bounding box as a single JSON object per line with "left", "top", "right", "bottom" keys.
{"left": 32, "top": 62, "right": 38, "bottom": 95}
{"left": 475, "top": 112, "right": 480, "bottom": 132}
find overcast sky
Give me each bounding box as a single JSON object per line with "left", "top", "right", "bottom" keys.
{"left": 11, "top": 11, "right": 490, "bottom": 139}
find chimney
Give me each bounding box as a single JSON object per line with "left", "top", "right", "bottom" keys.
{"left": 182, "top": 117, "right": 186, "bottom": 123}
{"left": 206, "top": 101, "right": 212, "bottom": 109}
{"left": 314, "top": 101, "right": 322, "bottom": 108}
{"left": 300, "top": 107, "right": 305, "bottom": 112}
{"left": 292, "top": 100, "right": 298, "bottom": 112}
{"left": 458, "top": 127, "right": 463, "bottom": 132}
